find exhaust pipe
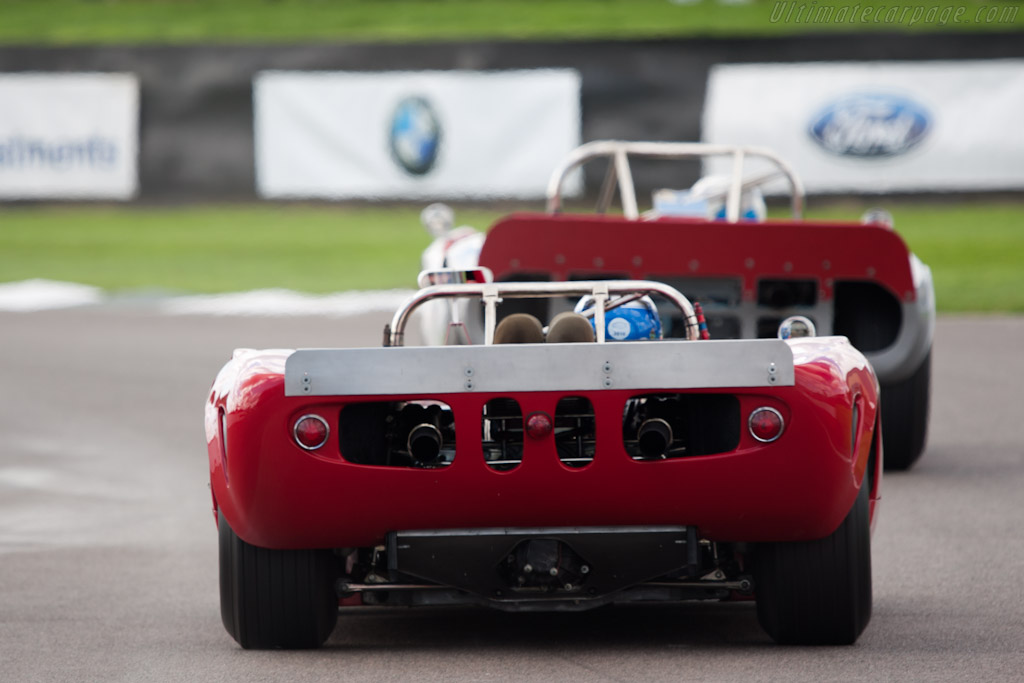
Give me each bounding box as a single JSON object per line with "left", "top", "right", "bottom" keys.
{"left": 407, "top": 423, "right": 443, "bottom": 464}
{"left": 637, "top": 418, "right": 672, "bottom": 458}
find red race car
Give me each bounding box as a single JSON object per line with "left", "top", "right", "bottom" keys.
{"left": 207, "top": 275, "right": 880, "bottom": 649}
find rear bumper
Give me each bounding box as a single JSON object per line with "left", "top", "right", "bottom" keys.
{"left": 390, "top": 526, "right": 699, "bottom": 603}
{"left": 209, "top": 372, "right": 877, "bottom": 550}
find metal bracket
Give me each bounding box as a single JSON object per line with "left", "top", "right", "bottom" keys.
{"left": 481, "top": 284, "right": 501, "bottom": 346}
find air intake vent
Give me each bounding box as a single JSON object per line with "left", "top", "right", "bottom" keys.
{"left": 482, "top": 398, "right": 523, "bottom": 471}
{"left": 555, "top": 396, "right": 596, "bottom": 468}
{"left": 623, "top": 393, "right": 740, "bottom": 460}
{"left": 339, "top": 400, "right": 454, "bottom": 468}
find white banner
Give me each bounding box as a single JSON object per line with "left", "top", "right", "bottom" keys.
{"left": 702, "top": 60, "right": 1024, "bottom": 193}
{"left": 0, "top": 73, "right": 139, "bottom": 199}
{"left": 254, "top": 69, "right": 581, "bottom": 199}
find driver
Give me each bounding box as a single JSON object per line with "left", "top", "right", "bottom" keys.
{"left": 573, "top": 295, "right": 663, "bottom": 341}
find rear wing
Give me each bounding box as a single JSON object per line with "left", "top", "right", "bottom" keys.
{"left": 545, "top": 140, "right": 806, "bottom": 221}
{"left": 285, "top": 339, "right": 795, "bottom": 397}
{"left": 479, "top": 215, "right": 915, "bottom": 305}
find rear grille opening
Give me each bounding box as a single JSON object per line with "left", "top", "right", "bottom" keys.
{"left": 651, "top": 276, "right": 743, "bottom": 308}
{"left": 482, "top": 398, "right": 523, "bottom": 471}
{"left": 568, "top": 271, "right": 630, "bottom": 281}
{"left": 703, "top": 314, "right": 741, "bottom": 340}
{"left": 833, "top": 281, "right": 902, "bottom": 352}
{"left": 649, "top": 277, "right": 743, "bottom": 340}
{"left": 339, "top": 400, "right": 455, "bottom": 468}
{"left": 756, "top": 317, "right": 782, "bottom": 339}
{"left": 555, "top": 396, "right": 596, "bottom": 468}
{"left": 623, "top": 393, "right": 740, "bottom": 460}
{"left": 757, "top": 279, "right": 818, "bottom": 309}
{"left": 666, "top": 311, "right": 740, "bottom": 340}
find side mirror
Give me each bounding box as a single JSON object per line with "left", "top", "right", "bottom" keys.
{"left": 861, "top": 208, "right": 894, "bottom": 229}
{"left": 778, "top": 316, "right": 817, "bottom": 340}
{"left": 421, "top": 202, "right": 455, "bottom": 238}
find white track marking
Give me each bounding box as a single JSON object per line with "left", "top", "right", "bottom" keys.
{"left": 0, "top": 279, "right": 103, "bottom": 311}
{"left": 0, "top": 279, "right": 414, "bottom": 316}
{"left": 160, "top": 288, "right": 414, "bottom": 317}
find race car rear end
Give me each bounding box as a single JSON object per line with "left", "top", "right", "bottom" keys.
{"left": 207, "top": 279, "right": 880, "bottom": 649}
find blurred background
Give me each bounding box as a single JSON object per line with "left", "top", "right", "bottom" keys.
{"left": 1, "top": 0, "right": 1023, "bottom": 312}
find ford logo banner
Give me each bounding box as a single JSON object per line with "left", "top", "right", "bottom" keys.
{"left": 809, "top": 94, "right": 930, "bottom": 158}
{"left": 389, "top": 96, "right": 442, "bottom": 176}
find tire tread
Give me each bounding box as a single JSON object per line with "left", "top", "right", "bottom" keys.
{"left": 218, "top": 513, "right": 338, "bottom": 649}
{"left": 881, "top": 350, "right": 931, "bottom": 471}
{"left": 754, "top": 483, "right": 872, "bottom": 645}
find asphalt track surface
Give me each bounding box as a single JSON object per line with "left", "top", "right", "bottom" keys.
{"left": 2, "top": 309, "right": 1022, "bottom": 682}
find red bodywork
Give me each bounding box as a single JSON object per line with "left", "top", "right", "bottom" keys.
{"left": 479, "top": 213, "right": 915, "bottom": 304}
{"left": 206, "top": 338, "right": 881, "bottom": 552}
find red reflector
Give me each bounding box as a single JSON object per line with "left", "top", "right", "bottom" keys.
{"left": 749, "top": 407, "right": 784, "bottom": 443}
{"left": 294, "top": 415, "right": 329, "bottom": 450}
{"left": 525, "top": 412, "right": 553, "bottom": 440}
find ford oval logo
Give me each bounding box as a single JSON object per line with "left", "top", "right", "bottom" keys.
{"left": 809, "top": 94, "right": 930, "bottom": 158}
{"left": 389, "top": 96, "right": 441, "bottom": 176}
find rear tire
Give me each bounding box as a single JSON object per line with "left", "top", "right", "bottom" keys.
{"left": 219, "top": 513, "right": 339, "bottom": 649}
{"left": 881, "top": 350, "right": 931, "bottom": 471}
{"left": 754, "top": 481, "right": 872, "bottom": 645}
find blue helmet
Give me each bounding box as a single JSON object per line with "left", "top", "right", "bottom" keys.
{"left": 574, "top": 295, "right": 662, "bottom": 341}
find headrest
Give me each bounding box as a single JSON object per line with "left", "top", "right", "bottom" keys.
{"left": 546, "top": 312, "right": 595, "bottom": 343}
{"left": 493, "top": 313, "right": 545, "bottom": 344}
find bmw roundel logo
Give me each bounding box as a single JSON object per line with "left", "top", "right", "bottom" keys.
{"left": 809, "top": 93, "right": 930, "bottom": 158}
{"left": 389, "top": 96, "right": 441, "bottom": 176}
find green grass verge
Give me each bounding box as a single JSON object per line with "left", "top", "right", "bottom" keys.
{"left": 0, "top": 205, "right": 472, "bottom": 294}
{"left": 1, "top": 201, "right": 1022, "bottom": 312}
{"left": 0, "top": 0, "right": 1020, "bottom": 45}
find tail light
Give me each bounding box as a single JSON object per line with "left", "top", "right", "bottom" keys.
{"left": 294, "top": 414, "right": 329, "bottom": 450}
{"left": 749, "top": 407, "right": 784, "bottom": 443}
{"left": 525, "top": 412, "right": 553, "bottom": 440}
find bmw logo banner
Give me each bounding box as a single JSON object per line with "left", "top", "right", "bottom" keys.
{"left": 254, "top": 70, "right": 582, "bottom": 200}
{"left": 701, "top": 60, "right": 1024, "bottom": 193}
{"left": 389, "top": 96, "right": 442, "bottom": 177}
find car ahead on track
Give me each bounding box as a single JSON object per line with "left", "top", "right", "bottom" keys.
{"left": 206, "top": 275, "right": 881, "bottom": 649}
{"left": 420, "top": 140, "right": 934, "bottom": 471}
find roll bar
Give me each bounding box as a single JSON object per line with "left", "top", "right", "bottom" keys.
{"left": 388, "top": 280, "right": 699, "bottom": 347}
{"left": 545, "top": 140, "right": 805, "bottom": 222}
